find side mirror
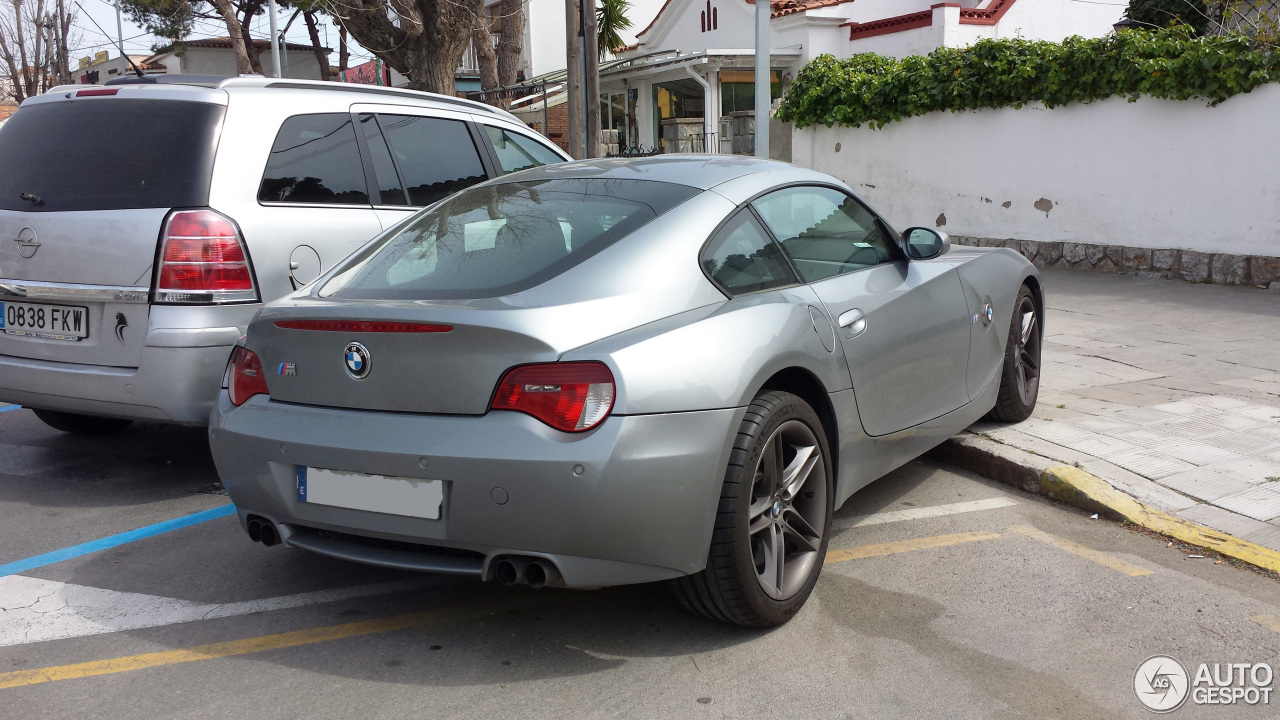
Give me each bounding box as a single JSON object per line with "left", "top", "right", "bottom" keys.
{"left": 902, "top": 227, "right": 950, "bottom": 260}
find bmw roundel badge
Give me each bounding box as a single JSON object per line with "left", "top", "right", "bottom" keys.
{"left": 344, "top": 341, "right": 371, "bottom": 379}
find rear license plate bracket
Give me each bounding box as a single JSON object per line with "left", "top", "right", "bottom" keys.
{"left": 297, "top": 466, "right": 444, "bottom": 520}
{"left": 0, "top": 300, "right": 89, "bottom": 340}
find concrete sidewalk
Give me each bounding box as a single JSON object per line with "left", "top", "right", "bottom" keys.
{"left": 965, "top": 268, "right": 1280, "bottom": 552}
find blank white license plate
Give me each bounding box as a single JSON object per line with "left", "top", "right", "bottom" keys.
{"left": 297, "top": 467, "right": 443, "bottom": 520}
{"left": 1, "top": 301, "right": 88, "bottom": 340}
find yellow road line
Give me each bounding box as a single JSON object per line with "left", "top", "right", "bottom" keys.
{"left": 1007, "top": 524, "right": 1154, "bottom": 576}
{"left": 824, "top": 531, "right": 1003, "bottom": 563}
{"left": 825, "top": 525, "right": 1154, "bottom": 577}
{"left": 1039, "top": 465, "right": 1280, "bottom": 575}
{"left": 1250, "top": 615, "right": 1280, "bottom": 633}
{"left": 0, "top": 610, "right": 438, "bottom": 691}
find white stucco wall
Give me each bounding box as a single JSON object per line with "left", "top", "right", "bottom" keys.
{"left": 992, "top": 0, "right": 1123, "bottom": 41}
{"left": 841, "top": 0, "right": 1120, "bottom": 59}
{"left": 641, "top": 0, "right": 759, "bottom": 55}
{"left": 792, "top": 84, "right": 1280, "bottom": 257}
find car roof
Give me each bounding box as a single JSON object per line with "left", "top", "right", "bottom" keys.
{"left": 97, "top": 74, "right": 520, "bottom": 124}
{"left": 498, "top": 155, "right": 830, "bottom": 191}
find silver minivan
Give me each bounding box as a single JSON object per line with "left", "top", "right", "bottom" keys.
{"left": 0, "top": 75, "right": 568, "bottom": 433}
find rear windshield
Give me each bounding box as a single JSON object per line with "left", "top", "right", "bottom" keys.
{"left": 320, "top": 178, "right": 698, "bottom": 300}
{"left": 0, "top": 99, "right": 224, "bottom": 212}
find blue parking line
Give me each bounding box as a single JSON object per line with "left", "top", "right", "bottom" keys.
{"left": 0, "top": 405, "right": 22, "bottom": 413}
{"left": 0, "top": 504, "right": 237, "bottom": 577}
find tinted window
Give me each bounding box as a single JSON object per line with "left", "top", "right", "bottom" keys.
{"left": 359, "top": 114, "right": 407, "bottom": 206}
{"left": 0, "top": 99, "right": 223, "bottom": 212}
{"left": 320, "top": 178, "right": 697, "bottom": 300}
{"left": 752, "top": 187, "right": 898, "bottom": 283}
{"left": 701, "top": 211, "right": 797, "bottom": 295}
{"left": 259, "top": 114, "right": 369, "bottom": 205}
{"left": 484, "top": 126, "right": 564, "bottom": 174}
{"left": 378, "top": 115, "right": 487, "bottom": 206}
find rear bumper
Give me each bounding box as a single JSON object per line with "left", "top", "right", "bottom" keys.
{"left": 0, "top": 314, "right": 250, "bottom": 425}
{"left": 208, "top": 395, "right": 744, "bottom": 588}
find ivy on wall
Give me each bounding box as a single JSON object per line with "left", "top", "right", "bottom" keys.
{"left": 777, "top": 27, "right": 1280, "bottom": 129}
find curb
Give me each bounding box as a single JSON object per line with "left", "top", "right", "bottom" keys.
{"left": 931, "top": 433, "right": 1280, "bottom": 575}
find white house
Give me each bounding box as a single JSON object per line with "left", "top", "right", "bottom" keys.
{"left": 590, "top": 0, "right": 1123, "bottom": 154}
{"left": 144, "top": 37, "right": 329, "bottom": 81}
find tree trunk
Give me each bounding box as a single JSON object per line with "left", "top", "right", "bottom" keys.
{"left": 338, "top": 25, "right": 349, "bottom": 76}
{"left": 564, "top": 0, "right": 582, "bottom": 158}
{"left": 582, "top": 0, "right": 599, "bottom": 157}
{"left": 53, "top": 0, "right": 69, "bottom": 84}
{"left": 495, "top": 0, "right": 522, "bottom": 86}
{"left": 209, "top": 0, "right": 253, "bottom": 75}
{"left": 471, "top": 19, "right": 498, "bottom": 91}
{"left": 238, "top": 19, "right": 264, "bottom": 74}
{"left": 303, "top": 11, "right": 328, "bottom": 80}
{"left": 338, "top": 0, "right": 481, "bottom": 94}
{"left": 0, "top": 14, "right": 24, "bottom": 100}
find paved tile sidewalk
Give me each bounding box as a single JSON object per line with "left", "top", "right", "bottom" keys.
{"left": 969, "top": 268, "right": 1280, "bottom": 551}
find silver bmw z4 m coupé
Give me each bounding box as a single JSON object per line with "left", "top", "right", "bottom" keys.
{"left": 209, "top": 156, "right": 1043, "bottom": 627}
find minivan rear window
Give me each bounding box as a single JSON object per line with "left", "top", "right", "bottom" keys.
{"left": 0, "top": 99, "right": 224, "bottom": 213}
{"left": 320, "top": 178, "right": 698, "bottom": 300}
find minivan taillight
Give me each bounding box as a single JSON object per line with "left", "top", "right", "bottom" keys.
{"left": 155, "top": 210, "right": 259, "bottom": 304}
{"left": 228, "top": 347, "right": 269, "bottom": 406}
{"left": 491, "top": 362, "right": 615, "bottom": 432}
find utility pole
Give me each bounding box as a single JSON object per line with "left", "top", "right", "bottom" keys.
{"left": 268, "top": 0, "right": 282, "bottom": 78}
{"left": 754, "top": 0, "right": 769, "bottom": 159}
{"left": 115, "top": 1, "right": 126, "bottom": 81}
{"left": 565, "top": 0, "right": 583, "bottom": 159}
{"left": 582, "top": 0, "right": 600, "bottom": 158}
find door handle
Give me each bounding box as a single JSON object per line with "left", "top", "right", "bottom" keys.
{"left": 838, "top": 309, "right": 867, "bottom": 337}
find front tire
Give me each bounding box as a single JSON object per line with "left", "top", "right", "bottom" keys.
{"left": 986, "top": 284, "right": 1042, "bottom": 422}
{"left": 32, "top": 409, "right": 134, "bottom": 435}
{"left": 673, "top": 391, "right": 833, "bottom": 627}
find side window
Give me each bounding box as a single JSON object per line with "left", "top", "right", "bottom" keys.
{"left": 377, "top": 115, "right": 487, "bottom": 207}
{"left": 358, "top": 114, "right": 407, "bottom": 206}
{"left": 752, "top": 186, "right": 898, "bottom": 283}
{"left": 700, "top": 210, "right": 797, "bottom": 296}
{"left": 259, "top": 113, "right": 369, "bottom": 205}
{"left": 484, "top": 125, "right": 564, "bottom": 174}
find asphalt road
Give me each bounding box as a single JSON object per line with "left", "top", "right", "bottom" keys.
{"left": 2, "top": 405, "right": 1279, "bottom": 719}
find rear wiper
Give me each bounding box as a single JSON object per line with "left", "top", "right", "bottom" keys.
{"left": 19, "top": 192, "right": 43, "bottom": 206}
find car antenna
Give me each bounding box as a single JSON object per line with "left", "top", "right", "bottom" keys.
{"left": 74, "top": 1, "right": 146, "bottom": 78}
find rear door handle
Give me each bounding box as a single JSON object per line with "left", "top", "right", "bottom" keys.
{"left": 838, "top": 309, "right": 867, "bottom": 337}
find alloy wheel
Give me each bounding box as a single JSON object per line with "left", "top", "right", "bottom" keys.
{"left": 748, "top": 420, "right": 827, "bottom": 600}
{"left": 1014, "top": 296, "right": 1041, "bottom": 406}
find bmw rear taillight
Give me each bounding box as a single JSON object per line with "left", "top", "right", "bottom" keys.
{"left": 227, "top": 346, "right": 269, "bottom": 406}
{"left": 491, "top": 362, "right": 615, "bottom": 432}
{"left": 155, "top": 209, "right": 259, "bottom": 304}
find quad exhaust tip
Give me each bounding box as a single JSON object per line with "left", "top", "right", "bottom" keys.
{"left": 493, "top": 556, "right": 560, "bottom": 589}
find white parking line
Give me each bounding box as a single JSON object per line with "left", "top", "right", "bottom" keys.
{"left": 0, "top": 575, "right": 428, "bottom": 647}
{"left": 833, "top": 497, "right": 1018, "bottom": 529}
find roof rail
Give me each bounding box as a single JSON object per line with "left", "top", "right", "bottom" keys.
{"left": 262, "top": 80, "right": 512, "bottom": 120}
{"left": 104, "top": 74, "right": 521, "bottom": 124}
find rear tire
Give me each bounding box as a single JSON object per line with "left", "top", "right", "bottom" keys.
{"left": 32, "top": 409, "right": 133, "bottom": 435}
{"left": 985, "top": 284, "right": 1042, "bottom": 422}
{"left": 673, "top": 391, "right": 833, "bottom": 627}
